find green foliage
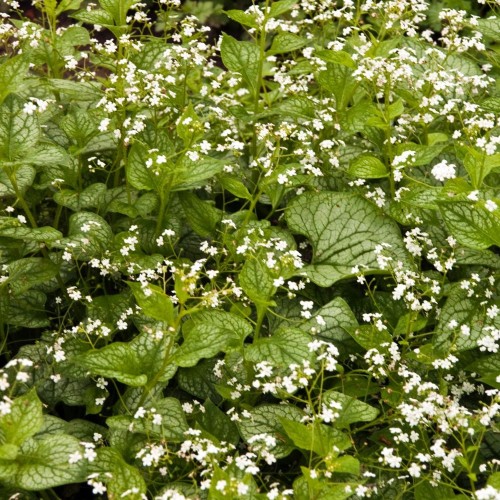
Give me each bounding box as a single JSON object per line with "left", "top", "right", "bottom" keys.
{"left": 0, "top": 0, "right": 500, "bottom": 498}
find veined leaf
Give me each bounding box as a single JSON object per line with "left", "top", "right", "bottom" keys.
{"left": 99, "top": 0, "right": 134, "bottom": 25}
{"left": 1, "top": 435, "right": 87, "bottom": 490}
{"left": 467, "top": 354, "right": 500, "bottom": 389}
{"left": 54, "top": 183, "right": 107, "bottom": 211}
{"left": 179, "top": 192, "right": 222, "bottom": 238}
{"left": 220, "top": 34, "right": 260, "bottom": 95}
{"left": 269, "top": 0, "right": 297, "bottom": 17}
{"left": 7, "top": 258, "right": 58, "bottom": 295}
{"left": 171, "top": 156, "right": 225, "bottom": 192}
{"left": 78, "top": 342, "right": 148, "bottom": 386}
{"left": 127, "top": 281, "right": 175, "bottom": 325}
{"left": 0, "top": 165, "right": 36, "bottom": 196}
{"left": 323, "top": 391, "right": 379, "bottom": 428}
{"left": 0, "top": 390, "right": 43, "bottom": 446}
{"left": 53, "top": 212, "right": 113, "bottom": 260}
{"left": 72, "top": 8, "right": 114, "bottom": 26}
{"left": 434, "top": 287, "right": 500, "bottom": 352}
{"left": 281, "top": 419, "right": 351, "bottom": 456}
{"left": 316, "top": 49, "right": 355, "bottom": 68}
{"left": 78, "top": 331, "right": 176, "bottom": 386}
{"left": 348, "top": 155, "right": 388, "bottom": 179}
{"left": 48, "top": 79, "right": 102, "bottom": 100}
{"left": 92, "top": 448, "right": 147, "bottom": 499}
{"left": 224, "top": 9, "right": 258, "bottom": 29}
{"left": 173, "top": 313, "right": 251, "bottom": 368}
{"left": 176, "top": 102, "right": 203, "bottom": 145}
{"left": 268, "top": 33, "right": 306, "bottom": 55}
{"left": 439, "top": 201, "right": 500, "bottom": 250}
{"left": 238, "top": 404, "right": 304, "bottom": 458}
{"left": 107, "top": 397, "right": 187, "bottom": 441}
{"left": 239, "top": 258, "right": 275, "bottom": 304}
{"left": 0, "top": 96, "right": 40, "bottom": 161}
{"left": 0, "top": 57, "right": 30, "bottom": 103}
{"left": 286, "top": 192, "right": 409, "bottom": 286}
{"left": 245, "top": 328, "right": 313, "bottom": 368}
{"left": 300, "top": 297, "right": 358, "bottom": 351}
{"left": 219, "top": 175, "right": 252, "bottom": 200}
{"left": 126, "top": 142, "right": 157, "bottom": 191}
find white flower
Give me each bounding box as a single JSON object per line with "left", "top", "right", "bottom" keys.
{"left": 485, "top": 200, "right": 498, "bottom": 212}
{"left": 431, "top": 160, "right": 456, "bottom": 182}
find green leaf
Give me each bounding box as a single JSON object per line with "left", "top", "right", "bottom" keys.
{"left": 0, "top": 165, "right": 36, "bottom": 196}
{"left": 60, "top": 108, "right": 97, "bottom": 148}
{"left": 348, "top": 324, "right": 392, "bottom": 351}
{"left": 0, "top": 96, "right": 40, "bottom": 160}
{"left": 3, "top": 435, "right": 87, "bottom": 490}
{"left": 99, "top": 0, "right": 134, "bottom": 25}
{"left": 220, "top": 34, "right": 259, "bottom": 95}
{"left": 57, "top": 25, "right": 91, "bottom": 56}
{"left": 488, "top": 472, "right": 500, "bottom": 489}
{"left": 286, "top": 192, "right": 409, "bottom": 286}
{"left": 54, "top": 183, "right": 107, "bottom": 211}
{"left": 245, "top": 328, "right": 313, "bottom": 368}
{"left": 126, "top": 142, "right": 156, "bottom": 191}
{"left": 224, "top": 9, "right": 258, "bottom": 29}
{"left": 173, "top": 311, "right": 252, "bottom": 368}
{"left": 323, "top": 391, "right": 379, "bottom": 428}
{"left": 0, "top": 57, "right": 30, "bottom": 103}
{"left": 219, "top": 175, "right": 252, "bottom": 200}
{"left": 78, "top": 343, "right": 149, "bottom": 386}
{"left": 127, "top": 281, "right": 175, "bottom": 325}
{"left": 107, "top": 398, "right": 187, "bottom": 441}
{"left": 7, "top": 258, "right": 58, "bottom": 295}
{"left": 171, "top": 156, "right": 225, "bottom": 191}
{"left": 55, "top": 0, "right": 83, "bottom": 15}
{"left": 279, "top": 96, "right": 315, "bottom": 120}
{"left": 467, "top": 354, "right": 500, "bottom": 389}
{"left": 199, "top": 399, "right": 239, "bottom": 445}
{"left": 179, "top": 192, "right": 222, "bottom": 238}
{"left": 474, "top": 17, "right": 500, "bottom": 41}
{"left": 72, "top": 7, "right": 114, "bottom": 25}
{"left": 79, "top": 331, "right": 176, "bottom": 387}
{"left": 439, "top": 201, "right": 500, "bottom": 250}
{"left": 387, "top": 99, "right": 404, "bottom": 119}
{"left": 348, "top": 155, "right": 388, "bottom": 179}
{"left": 176, "top": 102, "right": 203, "bottom": 145}
{"left": 53, "top": 211, "right": 113, "bottom": 259}
{"left": 238, "top": 404, "right": 304, "bottom": 458}
{"left": 0, "top": 390, "right": 43, "bottom": 446}
{"left": 331, "top": 455, "right": 360, "bottom": 475}
{"left": 414, "top": 481, "right": 461, "bottom": 500}
{"left": 434, "top": 288, "right": 500, "bottom": 352}
{"left": 394, "top": 142, "right": 446, "bottom": 167}
{"left": 177, "top": 359, "right": 223, "bottom": 403}
{"left": 92, "top": 448, "right": 147, "bottom": 499}
{"left": 316, "top": 50, "right": 355, "bottom": 68}
{"left": 317, "top": 63, "right": 356, "bottom": 111}
{"left": 269, "top": 0, "right": 297, "bottom": 17}
{"left": 23, "top": 143, "right": 70, "bottom": 167}
{"left": 481, "top": 97, "right": 500, "bottom": 113}
{"left": 300, "top": 297, "right": 358, "bottom": 351}
{"left": 0, "top": 290, "right": 49, "bottom": 328}
{"left": 463, "top": 149, "right": 500, "bottom": 188}
{"left": 239, "top": 258, "right": 275, "bottom": 304}
{"left": 268, "top": 33, "right": 306, "bottom": 55}
{"left": 294, "top": 471, "right": 358, "bottom": 500}
{"left": 48, "top": 79, "right": 102, "bottom": 100}
{"left": 281, "top": 419, "right": 352, "bottom": 456}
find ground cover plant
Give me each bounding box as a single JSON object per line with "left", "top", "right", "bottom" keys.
{"left": 0, "top": 0, "right": 500, "bottom": 497}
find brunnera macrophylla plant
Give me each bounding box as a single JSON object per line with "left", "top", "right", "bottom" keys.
{"left": 0, "top": 0, "right": 500, "bottom": 497}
